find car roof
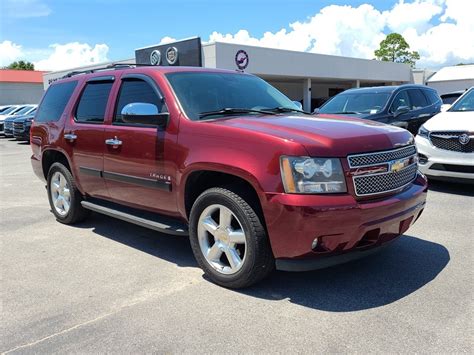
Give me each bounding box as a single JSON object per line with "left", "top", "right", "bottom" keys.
{"left": 341, "top": 84, "right": 434, "bottom": 95}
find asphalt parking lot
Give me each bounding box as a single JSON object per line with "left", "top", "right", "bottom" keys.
{"left": 1, "top": 138, "right": 473, "bottom": 354}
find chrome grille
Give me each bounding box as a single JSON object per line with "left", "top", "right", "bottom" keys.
{"left": 347, "top": 145, "right": 418, "bottom": 197}
{"left": 430, "top": 131, "right": 474, "bottom": 153}
{"left": 348, "top": 145, "right": 417, "bottom": 167}
{"left": 353, "top": 164, "right": 417, "bottom": 196}
{"left": 13, "top": 122, "right": 24, "bottom": 132}
{"left": 4, "top": 121, "right": 14, "bottom": 131}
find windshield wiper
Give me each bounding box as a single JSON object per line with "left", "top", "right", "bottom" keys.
{"left": 329, "top": 111, "right": 362, "bottom": 115}
{"left": 267, "top": 106, "right": 311, "bottom": 115}
{"left": 199, "top": 107, "right": 276, "bottom": 119}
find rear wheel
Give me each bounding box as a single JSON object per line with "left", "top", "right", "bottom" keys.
{"left": 47, "top": 162, "right": 89, "bottom": 224}
{"left": 189, "top": 187, "right": 274, "bottom": 288}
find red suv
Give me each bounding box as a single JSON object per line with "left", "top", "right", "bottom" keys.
{"left": 30, "top": 66, "right": 427, "bottom": 288}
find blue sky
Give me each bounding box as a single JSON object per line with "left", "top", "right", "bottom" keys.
{"left": 1, "top": 0, "right": 473, "bottom": 70}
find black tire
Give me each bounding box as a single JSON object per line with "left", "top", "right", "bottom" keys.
{"left": 47, "top": 162, "right": 89, "bottom": 224}
{"left": 189, "top": 187, "right": 274, "bottom": 288}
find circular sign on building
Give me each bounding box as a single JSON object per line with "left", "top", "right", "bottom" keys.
{"left": 166, "top": 47, "right": 179, "bottom": 65}
{"left": 235, "top": 50, "right": 249, "bottom": 70}
{"left": 150, "top": 50, "right": 162, "bottom": 66}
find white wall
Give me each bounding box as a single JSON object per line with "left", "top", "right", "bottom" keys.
{"left": 212, "top": 42, "right": 412, "bottom": 82}
{"left": 0, "top": 83, "right": 44, "bottom": 105}
{"left": 427, "top": 80, "right": 474, "bottom": 95}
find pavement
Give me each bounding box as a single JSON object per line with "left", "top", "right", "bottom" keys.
{"left": 1, "top": 137, "right": 473, "bottom": 354}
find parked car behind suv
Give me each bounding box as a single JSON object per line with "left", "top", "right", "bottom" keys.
{"left": 31, "top": 66, "right": 427, "bottom": 288}
{"left": 3, "top": 105, "right": 37, "bottom": 138}
{"left": 316, "top": 85, "right": 441, "bottom": 135}
{"left": 416, "top": 87, "right": 474, "bottom": 183}
{"left": 13, "top": 113, "right": 36, "bottom": 142}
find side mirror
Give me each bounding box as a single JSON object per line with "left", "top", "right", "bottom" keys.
{"left": 441, "top": 104, "right": 451, "bottom": 112}
{"left": 293, "top": 101, "right": 303, "bottom": 110}
{"left": 313, "top": 108, "right": 321, "bottom": 114}
{"left": 121, "top": 103, "right": 169, "bottom": 127}
{"left": 394, "top": 105, "right": 410, "bottom": 117}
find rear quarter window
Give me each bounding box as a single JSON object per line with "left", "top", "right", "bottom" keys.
{"left": 35, "top": 81, "right": 78, "bottom": 122}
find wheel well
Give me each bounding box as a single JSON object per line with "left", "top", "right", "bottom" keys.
{"left": 184, "top": 171, "right": 265, "bottom": 225}
{"left": 42, "top": 150, "right": 71, "bottom": 179}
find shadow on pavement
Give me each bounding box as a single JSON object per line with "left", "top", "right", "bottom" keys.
{"left": 76, "top": 214, "right": 449, "bottom": 312}
{"left": 241, "top": 235, "right": 449, "bottom": 312}
{"left": 428, "top": 180, "right": 474, "bottom": 196}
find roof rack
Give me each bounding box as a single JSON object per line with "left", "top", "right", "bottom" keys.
{"left": 62, "top": 63, "right": 152, "bottom": 78}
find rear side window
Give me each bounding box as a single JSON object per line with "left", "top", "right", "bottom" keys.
{"left": 75, "top": 81, "right": 113, "bottom": 123}
{"left": 113, "top": 79, "right": 164, "bottom": 124}
{"left": 408, "top": 89, "right": 429, "bottom": 110}
{"left": 36, "top": 81, "right": 78, "bottom": 122}
{"left": 425, "top": 90, "right": 441, "bottom": 105}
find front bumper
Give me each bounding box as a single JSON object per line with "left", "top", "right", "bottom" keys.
{"left": 13, "top": 124, "right": 31, "bottom": 141}
{"left": 416, "top": 135, "right": 474, "bottom": 181}
{"left": 262, "top": 173, "right": 427, "bottom": 268}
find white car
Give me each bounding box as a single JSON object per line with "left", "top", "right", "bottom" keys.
{"left": 415, "top": 87, "right": 474, "bottom": 183}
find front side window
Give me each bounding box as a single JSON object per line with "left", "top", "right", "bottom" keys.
{"left": 319, "top": 92, "right": 390, "bottom": 114}
{"left": 166, "top": 72, "right": 298, "bottom": 120}
{"left": 114, "top": 79, "right": 164, "bottom": 124}
{"left": 390, "top": 90, "right": 411, "bottom": 113}
{"left": 75, "top": 81, "right": 113, "bottom": 123}
{"left": 36, "top": 81, "right": 78, "bottom": 122}
{"left": 450, "top": 89, "right": 474, "bottom": 112}
{"left": 408, "top": 89, "right": 429, "bottom": 110}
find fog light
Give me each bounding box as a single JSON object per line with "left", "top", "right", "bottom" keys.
{"left": 418, "top": 153, "right": 428, "bottom": 165}
{"left": 311, "top": 238, "right": 319, "bottom": 250}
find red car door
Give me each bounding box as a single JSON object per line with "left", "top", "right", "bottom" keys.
{"left": 64, "top": 76, "right": 115, "bottom": 198}
{"left": 103, "top": 73, "right": 178, "bottom": 215}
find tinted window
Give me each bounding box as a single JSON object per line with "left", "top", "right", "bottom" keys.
{"left": 390, "top": 90, "right": 411, "bottom": 112}
{"left": 114, "top": 79, "right": 163, "bottom": 124}
{"left": 13, "top": 106, "right": 34, "bottom": 115}
{"left": 441, "top": 94, "right": 460, "bottom": 105}
{"left": 36, "top": 81, "right": 78, "bottom": 122}
{"left": 408, "top": 89, "right": 429, "bottom": 110}
{"left": 75, "top": 81, "right": 113, "bottom": 123}
{"left": 425, "top": 90, "right": 442, "bottom": 104}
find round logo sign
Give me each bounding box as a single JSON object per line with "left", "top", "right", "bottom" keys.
{"left": 235, "top": 49, "right": 249, "bottom": 70}
{"left": 166, "top": 46, "right": 179, "bottom": 65}
{"left": 459, "top": 133, "right": 470, "bottom": 145}
{"left": 150, "top": 50, "right": 161, "bottom": 66}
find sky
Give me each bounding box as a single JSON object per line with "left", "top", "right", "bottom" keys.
{"left": 0, "top": 0, "right": 473, "bottom": 71}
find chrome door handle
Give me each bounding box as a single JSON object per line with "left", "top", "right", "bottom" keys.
{"left": 105, "top": 136, "right": 122, "bottom": 146}
{"left": 64, "top": 133, "right": 77, "bottom": 141}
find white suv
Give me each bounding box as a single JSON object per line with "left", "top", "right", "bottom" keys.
{"left": 415, "top": 87, "right": 474, "bottom": 183}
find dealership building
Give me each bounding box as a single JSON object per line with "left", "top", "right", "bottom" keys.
{"left": 43, "top": 38, "right": 413, "bottom": 111}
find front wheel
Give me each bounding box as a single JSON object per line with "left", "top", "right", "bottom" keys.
{"left": 189, "top": 187, "right": 274, "bottom": 288}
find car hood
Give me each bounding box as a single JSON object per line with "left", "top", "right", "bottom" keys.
{"left": 423, "top": 111, "right": 474, "bottom": 132}
{"left": 210, "top": 114, "right": 413, "bottom": 157}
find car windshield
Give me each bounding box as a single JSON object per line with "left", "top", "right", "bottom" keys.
{"left": 319, "top": 92, "right": 391, "bottom": 114}
{"left": 1, "top": 106, "right": 19, "bottom": 115}
{"left": 13, "top": 106, "right": 33, "bottom": 115}
{"left": 166, "top": 72, "right": 299, "bottom": 120}
{"left": 449, "top": 89, "right": 474, "bottom": 112}
{"left": 0, "top": 106, "right": 11, "bottom": 113}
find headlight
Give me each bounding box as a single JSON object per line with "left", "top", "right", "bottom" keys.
{"left": 418, "top": 125, "right": 429, "bottom": 138}
{"left": 280, "top": 156, "right": 347, "bottom": 194}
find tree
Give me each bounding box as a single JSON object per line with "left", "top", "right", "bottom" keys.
{"left": 374, "top": 33, "right": 420, "bottom": 68}
{"left": 6, "top": 60, "right": 35, "bottom": 70}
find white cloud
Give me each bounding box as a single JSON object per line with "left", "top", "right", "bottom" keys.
{"left": 2, "top": 0, "right": 51, "bottom": 18}
{"left": 0, "top": 41, "right": 24, "bottom": 66}
{"left": 158, "top": 36, "right": 177, "bottom": 45}
{"left": 202, "top": 0, "right": 474, "bottom": 68}
{"left": 34, "top": 42, "right": 110, "bottom": 71}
